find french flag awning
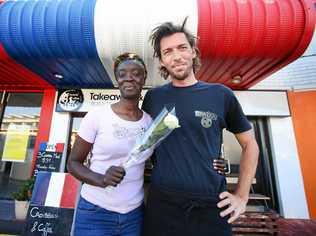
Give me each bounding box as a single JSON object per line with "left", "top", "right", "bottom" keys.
{"left": 31, "top": 172, "right": 80, "bottom": 209}
{"left": 0, "top": 0, "right": 315, "bottom": 89}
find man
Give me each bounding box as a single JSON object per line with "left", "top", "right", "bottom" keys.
{"left": 142, "top": 19, "right": 259, "bottom": 236}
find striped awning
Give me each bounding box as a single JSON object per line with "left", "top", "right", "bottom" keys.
{"left": 0, "top": 0, "right": 315, "bottom": 89}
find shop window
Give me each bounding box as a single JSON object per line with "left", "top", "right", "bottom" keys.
{"left": 0, "top": 93, "right": 43, "bottom": 200}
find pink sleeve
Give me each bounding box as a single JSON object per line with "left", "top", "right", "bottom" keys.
{"left": 78, "top": 109, "right": 98, "bottom": 143}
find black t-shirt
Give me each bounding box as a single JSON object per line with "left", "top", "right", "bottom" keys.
{"left": 142, "top": 81, "right": 251, "bottom": 197}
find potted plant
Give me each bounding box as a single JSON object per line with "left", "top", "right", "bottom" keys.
{"left": 11, "top": 177, "right": 35, "bottom": 220}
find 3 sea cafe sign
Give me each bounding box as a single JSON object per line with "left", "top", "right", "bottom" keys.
{"left": 56, "top": 89, "right": 148, "bottom": 112}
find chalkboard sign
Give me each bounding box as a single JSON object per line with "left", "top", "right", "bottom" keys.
{"left": 23, "top": 205, "right": 74, "bottom": 236}
{"left": 33, "top": 151, "right": 62, "bottom": 177}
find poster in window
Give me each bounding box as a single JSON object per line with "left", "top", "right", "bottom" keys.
{"left": 2, "top": 123, "right": 30, "bottom": 162}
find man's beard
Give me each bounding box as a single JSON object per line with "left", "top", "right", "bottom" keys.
{"left": 169, "top": 65, "right": 192, "bottom": 80}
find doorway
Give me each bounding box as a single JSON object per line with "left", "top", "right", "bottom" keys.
{"left": 223, "top": 117, "right": 279, "bottom": 212}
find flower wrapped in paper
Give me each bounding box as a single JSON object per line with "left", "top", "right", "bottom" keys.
{"left": 105, "top": 106, "right": 180, "bottom": 191}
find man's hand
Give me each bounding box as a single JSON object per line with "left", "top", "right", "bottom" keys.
{"left": 217, "top": 191, "right": 248, "bottom": 223}
{"left": 103, "top": 166, "right": 126, "bottom": 187}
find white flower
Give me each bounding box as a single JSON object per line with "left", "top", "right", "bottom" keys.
{"left": 105, "top": 106, "right": 179, "bottom": 192}
{"left": 163, "top": 113, "right": 180, "bottom": 129}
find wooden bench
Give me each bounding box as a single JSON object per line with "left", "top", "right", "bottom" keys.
{"left": 233, "top": 211, "right": 279, "bottom": 235}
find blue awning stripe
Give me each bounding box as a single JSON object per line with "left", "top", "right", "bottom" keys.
{"left": 0, "top": 0, "right": 113, "bottom": 88}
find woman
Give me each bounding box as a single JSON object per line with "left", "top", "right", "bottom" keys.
{"left": 68, "top": 53, "right": 152, "bottom": 236}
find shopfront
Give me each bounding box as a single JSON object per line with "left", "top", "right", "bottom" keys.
{"left": 0, "top": 0, "right": 314, "bottom": 233}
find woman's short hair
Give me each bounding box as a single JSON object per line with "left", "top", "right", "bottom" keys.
{"left": 113, "top": 53, "right": 147, "bottom": 80}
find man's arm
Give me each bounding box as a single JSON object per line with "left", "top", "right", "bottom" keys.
{"left": 217, "top": 129, "right": 259, "bottom": 223}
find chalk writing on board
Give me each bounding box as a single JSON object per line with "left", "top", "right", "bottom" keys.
{"left": 24, "top": 205, "right": 74, "bottom": 236}
{"left": 33, "top": 151, "right": 62, "bottom": 176}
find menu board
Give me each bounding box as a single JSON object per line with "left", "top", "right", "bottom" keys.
{"left": 23, "top": 205, "right": 74, "bottom": 236}
{"left": 33, "top": 151, "right": 62, "bottom": 177}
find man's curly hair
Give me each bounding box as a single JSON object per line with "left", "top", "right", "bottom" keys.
{"left": 150, "top": 17, "right": 201, "bottom": 79}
